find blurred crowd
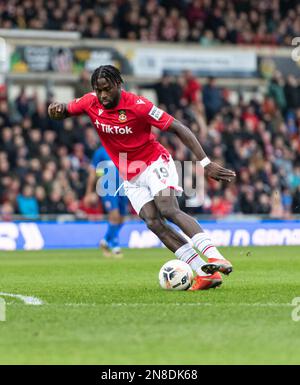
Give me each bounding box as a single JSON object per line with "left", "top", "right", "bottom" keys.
{"left": 0, "top": 0, "right": 299, "bottom": 45}
{"left": 1, "top": 68, "right": 300, "bottom": 220}
{"left": 0, "top": 88, "right": 103, "bottom": 220}
{"left": 149, "top": 70, "right": 300, "bottom": 218}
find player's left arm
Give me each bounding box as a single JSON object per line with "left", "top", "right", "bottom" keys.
{"left": 137, "top": 97, "right": 235, "bottom": 181}
{"left": 168, "top": 119, "right": 236, "bottom": 182}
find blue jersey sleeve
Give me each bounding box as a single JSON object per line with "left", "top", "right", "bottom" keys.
{"left": 91, "top": 147, "right": 106, "bottom": 169}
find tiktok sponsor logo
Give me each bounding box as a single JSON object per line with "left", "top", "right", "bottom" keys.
{"left": 94, "top": 120, "right": 133, "bottom": 134}
{"left": 100, "top": 124, "right": 133, "bottom": 134}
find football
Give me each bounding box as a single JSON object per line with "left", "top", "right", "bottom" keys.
{"left": 159, "top": 259, "right": 194, "bottom": 291}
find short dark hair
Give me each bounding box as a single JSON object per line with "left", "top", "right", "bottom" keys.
{"left": 91, "top": 65, "right": 123, "bottom": 89}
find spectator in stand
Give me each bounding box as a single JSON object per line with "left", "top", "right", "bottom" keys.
{"left": 0, "top": 101, "right": 11, "bottom": 127}
{"left": 182, "top": 70, "right": 201, "bottom": 105}
{"left": 256, "top": 193, "right": 271, "bottom": 215}
{"left": 292, "top": 187, "right": 300, "bottom": 213}
{"left": 284, "top": 75, "right": 300, "bottom": 112}
{"left": 74, "top": 69, "right": 92, "bottom": 99}
{"left": 202, "top": 77, "right": 223, "bottom": 122}
{"left": 200, "top": 30, "right": 217, "bottom": 46}
{"left": 32, "top": 102, "right": 50, "bottom": 132}
{"left": 267, "top": 71, "right": 287, "bottom": 113}
{"left": 79, "top": 193, "right": 103, "bottom": 217}
{"left": 281, "top": 187, "right": 293, "bottom": 214}
{"left": 46, "top": 189, "right": 67, "bottom": 214}
{"left": 140, "top": 73, "right": 183, "bottom": 114}
{"left": 16, "top": 185, "right": 39, "bottom": 219}
{"left": 59, "top": 119, "right": 82, "bottom": 150}
{"left": 63, "top": 190, "right": 81, "bottom": 215}
{"left": 210, "top": 192, "right": 233, "bottom": 218}
{"left": 0, "top": 201, "right": 14, "bottom": 221}
{"left": 35, "top": 186, "right": 48, "bottom": 215}
{"left": 270, "top": 190, "right": 285, "bottom": 218}
{"left": 0, "top": 84, "right": 6, "bottom": 103}
{"left": 15, "top": 87, "right": 32, "bottom": 118}
{"left": 289, "top": 165, "right": 300, "bottom": 190}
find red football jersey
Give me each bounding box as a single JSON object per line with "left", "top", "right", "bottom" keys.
{"left": 67, "top": 90, "right": 174, "bottom": 180}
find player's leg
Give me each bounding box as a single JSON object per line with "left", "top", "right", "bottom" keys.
{"left": 124, "top": 167, "right": 222, "bottom": 290}
{"left": 154, "top": 189, "right": 232, "bottom": 275}
{"left": 140, "top": 200, "right": 218, "bottom": 278}
{"left": 109, "top": 195, "right": 128, "bottom": 257}
{"left": 108, "top": 208, "right": 123, "bottom": 258}
{"left": 101, "top": 196, "right": 123, "bottom": 257}
{"left": 148, "top": 154, "right": 232, "bottom": 275}
{"left": 124, "top": 178, "right": 190, "bottom": 251}
{"left": 139, "top": 200, "right": 187, "bottom": 251}
{"left": 139, "top": 201, "right": 222, "bottom": 291}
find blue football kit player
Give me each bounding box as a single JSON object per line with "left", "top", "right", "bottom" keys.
{"left": 86, "top": 146, "right": 127, "bottom": 258}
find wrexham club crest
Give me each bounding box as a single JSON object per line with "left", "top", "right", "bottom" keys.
{"left": 118, "top": 110, "right": 127, "bottom": 123}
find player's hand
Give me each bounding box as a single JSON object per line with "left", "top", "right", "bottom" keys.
{"left": 48, "top": 102, "right": 67, "bottom": 120}
{"left": 205, "top": 162, "right": 236, "bottom": 182}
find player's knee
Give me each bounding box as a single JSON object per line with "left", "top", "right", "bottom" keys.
{"left": 109, "top": 209, "right": 120, "bottom": 222}
{"left": 145, "top": 217, "right": 164, "bottom": 233}
{"left": 159, "top": 207, "right": 180, "bottom": 221}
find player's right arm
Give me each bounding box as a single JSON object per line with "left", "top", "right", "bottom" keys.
{"left": 48, "top": 94, "right": 92, "bottom": 120}
{"left": 48, "top": 102, "right": 71, "bottom": 120}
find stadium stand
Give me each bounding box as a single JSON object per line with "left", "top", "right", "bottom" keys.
{"left": 1, "top": 0, "right": 300, "bottom": 219}
{"left": 0, "top": 0, "right": 299, "bottom": 45}
{"left": 1, "top": 69, "right": 300, "bottom": 219}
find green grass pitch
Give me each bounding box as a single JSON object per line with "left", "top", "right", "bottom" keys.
{"left": 0, "top": 246, "right": 300, "bottom": 365}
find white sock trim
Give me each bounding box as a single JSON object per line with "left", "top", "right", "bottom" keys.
{"left": 175, "top": 243, "right": 209, "bottom": 276}
{"left": 191, "top": 233, "right": 224, "bottom": 260}
{"left": 174, "top": 243, "right": 192, "bottom": 258}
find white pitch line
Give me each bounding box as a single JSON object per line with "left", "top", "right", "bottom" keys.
{"left": 1, "top": 300, "right": 293, "bottom": 308}
{"left": 61, "top": 302, "right": 293, "bottom": 308}
{"left": 0, "top": 292, "right": 44, "bottom": 306}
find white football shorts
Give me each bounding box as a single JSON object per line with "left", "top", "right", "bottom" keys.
{"left": 123, "top": 154, "right": 183, "bottom": 215}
